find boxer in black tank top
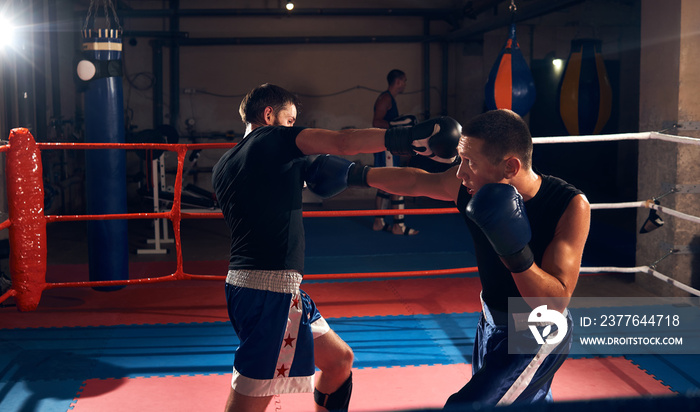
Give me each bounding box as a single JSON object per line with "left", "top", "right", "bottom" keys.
{"left": 356, "top": 109, "right": 591, "bottom": 406}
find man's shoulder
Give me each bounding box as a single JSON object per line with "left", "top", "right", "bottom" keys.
{"left": 249, "top": 125, "right": 306, "bottom": 140}
{"left": 533, "top": 174, "right": 586, "bottom": 219}
{"left": 374, "top": 91, "right": 392, "bottom": 105}
{"left": 541, "top": 174, "right": 583, "bottom": 196}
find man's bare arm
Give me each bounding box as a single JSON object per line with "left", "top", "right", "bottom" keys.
{"left": 296, "top": 128, "right": 386, "bottom": 156}
{"left": 366, "top": 165, "right": 461, "bottom": 202}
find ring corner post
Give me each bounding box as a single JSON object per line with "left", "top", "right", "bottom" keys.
{"left": 6, "top": 128, "right": 47, "bottom": 311}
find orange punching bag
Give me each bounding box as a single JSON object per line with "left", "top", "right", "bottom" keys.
{"left": 559, "top": 39, "right": 612, "bottom": 135}
{"left": 484, "top": 23, "right": 536, "bottom": 116}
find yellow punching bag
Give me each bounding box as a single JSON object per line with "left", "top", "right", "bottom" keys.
{"left": 559, "top": 39, "right": 612, "bottom": 135}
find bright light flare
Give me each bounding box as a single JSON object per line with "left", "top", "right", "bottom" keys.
{"left": 0, "top": 16, "right": 16, "bottom": 49}
{"left": 286, "top": 1, "right": 294, "bottom": 11}
{"left": 552, "top": 58, "right": 563, "bottom": 71}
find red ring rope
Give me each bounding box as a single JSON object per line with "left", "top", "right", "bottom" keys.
{"left": 0, "top": 129, "right": 476, "bottom": 311}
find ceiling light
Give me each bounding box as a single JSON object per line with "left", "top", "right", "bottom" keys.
{"left": 286, "top": 1, "right": 294, "bottom": 11}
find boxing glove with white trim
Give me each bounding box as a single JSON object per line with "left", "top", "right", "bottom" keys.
{"left": 384, "top": 116, "right": 461, "bottom": 164}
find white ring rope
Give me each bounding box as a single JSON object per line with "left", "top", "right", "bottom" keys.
{"left": 650, "top": 132, "right": 700, "bottom": 145}
{"left": 650, "top": 203, "right": 700, "bottom": 225}
{"left": 582, "top": 266, "right": 700, "bottom": 297}
{"left": 533, "top": 131, "right": 700, "bottom": 145}
{"left": 588, "top": 201, "right": 700, "bottom": 225}
{"left": 534, "top": 132, "right": 651, "bottom": 144}
{"left": 589, "top": 201, "right": 646, "bottom": 210}
{"left": 533, "top": 130, "right": 700, "bottom": 296}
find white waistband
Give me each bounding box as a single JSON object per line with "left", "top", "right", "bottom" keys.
{"left": 226, "top": 269, "right": 302, "bottom": 294}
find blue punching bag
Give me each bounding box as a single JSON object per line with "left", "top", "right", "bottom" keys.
{"left": 78, "top": 28, "right": 128, "bottom": 290}
{"left": 559, "top": 39, "right": 612, "bottom": 135}
{"left": 484, "top": 23, "right": 536, "bottom": 116}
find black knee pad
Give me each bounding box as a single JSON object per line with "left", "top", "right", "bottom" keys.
{"left": 314, "top": 372, "right": 352, "bottom": 411}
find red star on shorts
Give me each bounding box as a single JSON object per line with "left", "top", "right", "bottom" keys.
{"left": 284, "top": 334, "right": 296, "bottom": 348}
{"left": 291, "top": 296, "right": 300, "bottom": 309}
{"left": 277, "top": 364, "right": 289, "bottom": 377}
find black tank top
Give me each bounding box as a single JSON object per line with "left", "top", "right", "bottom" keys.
{"left": 456, "top": 175, "right": 584, "bottom": 312}
{"left": 376, "top": 91, "right": 399, "bottom": 123}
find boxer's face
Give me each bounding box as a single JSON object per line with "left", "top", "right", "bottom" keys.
{"left": 264, "top": 103, "right": 297, "bottom": 127}
{"left": 456, "top": 135, "right": 506, "bottom": 195}
{"left": 396, "top": 76, "right": 407, "bottom": 94}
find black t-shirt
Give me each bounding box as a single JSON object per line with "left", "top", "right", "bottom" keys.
{"left": 456, "top": 175, "right": 584, "bottom": 312}
{"left": 212, "top": 125, "right": 307, "bottom": 273}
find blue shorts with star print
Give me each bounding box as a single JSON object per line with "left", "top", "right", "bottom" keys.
{"left": 225, "top": 269, "right": 330, "bottom": 397}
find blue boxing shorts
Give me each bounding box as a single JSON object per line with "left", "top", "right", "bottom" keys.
{"left": 445, "top": 294, "right": 573, "bottom": 408}
{"left": 225, "top": 269, "right": 331, "bottom": 397}
{"left": 374, "top": 150, "right": 400, "bottom": 167}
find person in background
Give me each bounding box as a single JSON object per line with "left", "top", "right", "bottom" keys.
{"left": 371, "top": 69, "right": 419, "bottom": 235}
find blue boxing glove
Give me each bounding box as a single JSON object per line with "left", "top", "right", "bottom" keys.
{"left": 384, "top": 116, "right": 461, "bottom": 163}
{"left": 304, "top": 155, "right": 370, "bottom": 199}
{"left": 465, "top": 183, "right": 534, "bottom": 273}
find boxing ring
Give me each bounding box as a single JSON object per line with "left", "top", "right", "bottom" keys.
{"left": 1, "top": 127, "right": 700, "bottom": 312}
{"left": 3, "top": 127, "right": 700, "bottom": 412}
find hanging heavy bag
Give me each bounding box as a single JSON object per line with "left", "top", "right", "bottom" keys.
{"left": 484, "top": 23, "right": 537, "bottom": 117}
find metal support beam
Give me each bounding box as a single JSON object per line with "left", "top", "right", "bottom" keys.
{"left": 123, "top": 30, "right": 189, "bottom": 39}
{"left": 441, "top": 41, "right": 448, "bottom": 116}
{"left": 32, "top": 0, "right": 47, "bottom": 140}
{"left": 446, "top": 0, "right": 584, "bottom": 41}
{"left": 152, "top": 41, "right": 163, "bottom": 128}
{"left": 169, "top": 0, "right": 179, "bottom": 129}
{"left": 115, "top": 8, "right": 461, "bottom": 19}
{"left": 48, "top": 0, "right": 62, "bottom": 123}
{"left": 423, "top": 17, "right": 431, "bottom": 120}
{"left": 171, "top": 35, "right": 432, "bottom": 46}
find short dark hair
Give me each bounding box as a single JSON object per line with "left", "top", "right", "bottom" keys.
{"left": 387, "top": 69, "right": 406, "bottom": 86}
{"left": 462, "top": 109, "right": 533, "bottom": 169}
{"left": 239, "top": 83, "right": 302, "bottom": 125}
